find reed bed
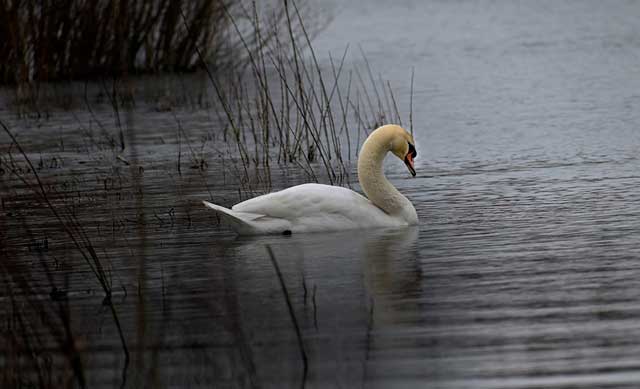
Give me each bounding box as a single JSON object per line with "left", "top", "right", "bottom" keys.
{"left": 1, "top": 0, "right": 406, "bottom": 196}
{"left": 0, "top": 0, "right": 315, "bottom": 85}
{"left": 199, "top": 0, "right": 405, "bottom": 196}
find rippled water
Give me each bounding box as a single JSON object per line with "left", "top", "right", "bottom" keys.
{"left": 3, "top": 0, "right": 640, "bottom": 388}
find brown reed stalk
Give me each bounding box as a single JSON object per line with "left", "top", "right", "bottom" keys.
{"left": 0, "top": 0, "right": 264, "bottom": 85}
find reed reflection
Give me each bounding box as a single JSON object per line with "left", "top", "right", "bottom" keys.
{"left": 216, "top": 227, "right": 421, "bottom": 387}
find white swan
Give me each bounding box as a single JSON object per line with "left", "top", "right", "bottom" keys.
{"left": 203, "top": 124, "right": 418, "bottom": 235}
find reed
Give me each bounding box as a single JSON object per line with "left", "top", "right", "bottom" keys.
{"left": 196, "top": 0, "right": 405, "bottom": 197}
{"left": 1, "top": 222, "right": 87, "bottom": 388}
{"left": 1, "top": 120, "right": 130, "bottom": 388}
{"left": 266, "top": 245, "right": 308, "bottom": 384}
{"left": 0, "top": 0, "right": 313, "bottom": 86}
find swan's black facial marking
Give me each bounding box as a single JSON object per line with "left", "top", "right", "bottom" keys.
{"left": 282, "top": 230, "right": 292, "bottom": 236}
{"left": 404, "top": 142, "right": 417, "bottom": 177}
{"left": 408, "top": 142, "right": 417, "bottom": 159}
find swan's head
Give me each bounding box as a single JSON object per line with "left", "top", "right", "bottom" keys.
{"left": 386, "top": 125, "right": 418, "bottom": 177}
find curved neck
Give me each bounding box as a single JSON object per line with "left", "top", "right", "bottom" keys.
{"left": 357, "top": 132, "right": 412, "bottom": 217}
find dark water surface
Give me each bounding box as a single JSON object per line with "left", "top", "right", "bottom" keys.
{"left": 3, "top": 0, "right": 640, "bottom": 388}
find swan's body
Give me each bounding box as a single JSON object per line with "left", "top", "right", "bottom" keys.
{"left": 204, "top": 183, "right": 409, "bottom": 235}
{"left": 203, "top": 124, "right": 418, "bottom": 235}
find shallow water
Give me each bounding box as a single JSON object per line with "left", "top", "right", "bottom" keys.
{"left": 3, "top": 0, "right": 640, "bottom": 388}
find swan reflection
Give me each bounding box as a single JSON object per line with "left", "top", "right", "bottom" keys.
{"left": 215, "top": 227, "right": 421, "bottom": 387}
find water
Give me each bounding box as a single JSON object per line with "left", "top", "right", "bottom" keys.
{"left": 2, "top": 0, "right": 640, "bottom": 388}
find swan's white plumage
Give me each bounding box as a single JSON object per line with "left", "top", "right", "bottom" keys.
{"left": 204, "top": 124, "right": 418, "bottom": 235}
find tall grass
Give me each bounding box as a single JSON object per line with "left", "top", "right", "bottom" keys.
{"left": 198, "top": 0, "right": 405, "bottom": 197}
{"left": 1, "top": 0, "right": 406, "bottom": 197}
{"left": 0, "top": 0, "right": 315, "bottom": 85}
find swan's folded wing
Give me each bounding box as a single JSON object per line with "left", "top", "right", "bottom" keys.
{"left": 231, "top": 183, "right": 389, "bottom": 224}
{"left": 203, "top": 201, "right": 264, "bottom": 221}
{"left": 203, "top": 200, "right": 291, "bottom": 234}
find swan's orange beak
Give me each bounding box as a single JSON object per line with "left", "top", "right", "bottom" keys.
{"left": 404, "top": 152, "right": 416, "bottom": 177}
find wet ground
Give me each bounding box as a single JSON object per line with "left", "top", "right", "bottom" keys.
{"left": 2, "top": 0, "right": 640, "bottom": 388}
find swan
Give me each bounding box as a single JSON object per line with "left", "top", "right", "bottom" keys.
{"left": 203, "top": 124, "right": 418, "bottom": 235}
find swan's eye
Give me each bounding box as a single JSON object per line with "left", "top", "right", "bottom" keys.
{"left": 408, "top": 142, "right": 417, "bottom": 158}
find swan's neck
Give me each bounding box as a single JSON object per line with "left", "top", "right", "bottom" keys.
{"left": 357, "top": 135, "right": 416, "bottom": 222}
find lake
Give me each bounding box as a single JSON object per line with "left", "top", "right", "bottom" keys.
{"left": 2, "top": 0, "right": 640, "bottom": 388}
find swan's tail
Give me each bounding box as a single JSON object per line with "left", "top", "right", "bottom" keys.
{"left": 202, "top": 201, "right": 265, "bottom": 234}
